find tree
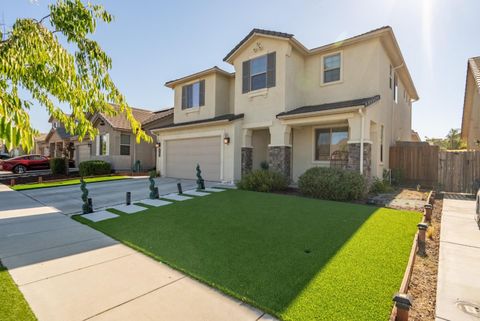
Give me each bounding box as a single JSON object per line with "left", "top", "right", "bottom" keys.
{"left": 0, "top": 0, "right": 150, "bottom": 153}
{"left": 425, "top": 128, "right": 466, "bottom": 150}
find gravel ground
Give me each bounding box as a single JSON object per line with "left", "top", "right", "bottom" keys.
{"left": 408, "top": 197, "right": 442, "bottom": 321}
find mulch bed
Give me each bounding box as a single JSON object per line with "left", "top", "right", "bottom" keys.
{"left": 407, "top": 195, "right": 443, "bottom": 321}
{"left": 0, "top": 172, "right": 81, "bottom": 185}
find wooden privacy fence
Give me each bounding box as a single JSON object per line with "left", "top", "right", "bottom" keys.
{"left": 389, "top": 142, "right": 439, "bottom": 187}
{"left": 390, "top": 142, "right": 480, "bottom": 193}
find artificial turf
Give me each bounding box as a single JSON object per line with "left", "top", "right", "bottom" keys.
{"left": 0, "top": 262, "right": 37, "bottom": 321}
{"left": 11, "top": 175, "right": 130, "bottom": 191}
{"left": 74, "top": 189, "right": 421, "bottom": 321}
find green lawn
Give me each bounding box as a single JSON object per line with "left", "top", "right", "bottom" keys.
{"left": 11, "top": 175, "right": 130, "bottom": 191}
{"left": 74, "top": 190, "right": 421, "bottom": 321}
{"left": 0, "top": 262, "right": 37, "bottom": 321}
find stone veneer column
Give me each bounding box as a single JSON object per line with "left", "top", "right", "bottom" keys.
{"left": 347, "top": 142, "right": 372, "bottom": 177}
{"left": 241, "top": 147, "right": 253, "bottom": 177}
{"left": 268, "top": 146, "right": 292, "bottom": 180}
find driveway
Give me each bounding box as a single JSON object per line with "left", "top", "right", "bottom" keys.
{"left": 19, "top": 177, "right": 219, "bottom": 215}
{"left": 0, "top": 184, "right": 272, "bottom": 321}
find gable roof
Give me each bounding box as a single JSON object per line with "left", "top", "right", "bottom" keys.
{"left": 468, "top": 57, "right": 480, "bottom": 89}
{"left": 277, "top": 95, "right": 380, "bottom": 118}
{"left": 93, "top": 105, "right": 173, "bottom": 131}
{"left": 223, "top": 29, "right": 294, "bottom": 62}
{"left": 165, "top": 66, "right": 233, "bottom": 88}
{"left": 222, "top": 26, "right": 418, "bottom": 100}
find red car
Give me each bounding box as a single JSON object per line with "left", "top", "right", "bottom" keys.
{"left": 0, "top": 155, "right": 75, "bottom": 174}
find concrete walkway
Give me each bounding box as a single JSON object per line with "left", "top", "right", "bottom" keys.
{"left": 0, "top": 184, "right": 275, "bottom": 321}
{"left": 436, "top": 196, "right": 480, "bottom": 321}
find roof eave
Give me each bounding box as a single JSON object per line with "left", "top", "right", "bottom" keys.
{"left": 165, "top": 67, "right": 233, "bottom": 88}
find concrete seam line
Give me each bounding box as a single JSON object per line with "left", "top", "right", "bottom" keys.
{"left": 19, "top": 253, "right": 135, "bottom": 287}
{"left": 255, "top": 312, "right": 266, "bottom": 321}
{"left": 435, "top": 315, "right": 452, "bottom": 321}
{"left": 441, "top": 240, "right": 480, "bottom": 250}
{"left": 0, "top": 235, "right": 108, "bottom": 259}
{"left": 0, "top": 223, "right": 87, "bottom": 240}
{"left": 82, "top": 276, "right": 187, "bottom": 321}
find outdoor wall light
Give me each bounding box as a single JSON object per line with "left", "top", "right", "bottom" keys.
{"left": 155, "top": 143, "right": 161, "bottom": 148}
{"left": 223, "top": 136, "right": 230, "bottom": 145}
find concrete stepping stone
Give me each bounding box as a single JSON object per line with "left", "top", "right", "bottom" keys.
{"left": 183, "top": 190, "right": 210, "bottom": 197}
{"left": 81, "top": 211, "right": 119, "bottom": 222}
{"left": 111, "top": 204, "right": 147, "bottom": 214}
{"left": 161, "top": 193, "right": 192, "bottom": 201}
{"left": 139, "top": 199, "right": 172, "bottom": 207}
{"left": 203, "top": 188, "right": 225, "bottom": 192}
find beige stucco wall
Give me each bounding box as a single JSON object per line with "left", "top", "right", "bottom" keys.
{"left": 154, "top": 120, "right": 243, "bottom": 182}
{"left": 463, "top": 71, "right": 480, "bottom": 149}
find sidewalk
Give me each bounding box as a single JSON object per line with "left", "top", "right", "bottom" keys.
{"left": 0, "top": 184, "right": 275, "bottom": 321}
{"left": 436, "top": 195, "right": 480, "bottom": 321}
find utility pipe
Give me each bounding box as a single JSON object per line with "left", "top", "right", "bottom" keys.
{"left": 359, "top": 108, "right": 365, "bottom": 175}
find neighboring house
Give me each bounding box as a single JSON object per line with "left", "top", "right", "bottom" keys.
{"left": 36, "top": 117, "right": 81, "bottom": 161}
{"left": 461, "top": 56, "right": 480, "bottom": 149}
{"left": 89, "top": 105, "right": 173, "bottom": 171}
{"left": 411, "top": 130, "right": 421, "bottom": 142}
{"left": 150, "top": 26, "right": 418, "bottom": 182}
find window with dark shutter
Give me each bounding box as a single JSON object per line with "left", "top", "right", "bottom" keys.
{"left": 181, "top": 80, "right": 204, "bottom": 109}
{"left": 242, "top": 60, "right": 250, "bottom": 93}
{"left": 267, "top": 52, "right": 276, "bottom": 88}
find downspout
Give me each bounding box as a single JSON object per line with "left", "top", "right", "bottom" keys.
{"left": 359, "top": 108, "right": 365, "bottom": 175}
{"left": 391, "top": 63, "right": 404, "bottom": 142}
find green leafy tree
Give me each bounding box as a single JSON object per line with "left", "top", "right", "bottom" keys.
{"left": 425, "top": 128, "right": 467, "bottom": 150}
{"left": 0, "top": 0, "right": 150, "bottom": 152}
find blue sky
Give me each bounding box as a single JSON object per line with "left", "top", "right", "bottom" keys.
{"left": 2, "top": 0, "right": 480, "bottom": 138}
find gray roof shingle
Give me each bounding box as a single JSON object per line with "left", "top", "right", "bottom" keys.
{"left": 277, "top": 95, "right": 381, "bottom": 118}
{"left": 151, "top": 113, "right": 244, "bottom": 130}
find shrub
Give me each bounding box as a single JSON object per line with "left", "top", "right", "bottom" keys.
{"left": 236, "top": 170, "right": 288, "bottom": 192}
{"left": 369, "top": 177, "right": 394, "bottom": 194}
{"left": 260, "top": 161, "right": 269, "bottom": 171}
{"left": 298, "top": 167, "right": 366, "bottom": 201}
{"left": 79, "top": 160, "right": 111, "bottom": 177}
{"left": 50, "top": 157, "right": 66, "bottom": 175}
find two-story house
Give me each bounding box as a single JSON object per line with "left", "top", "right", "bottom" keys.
{"left": 151, "top": 26, "right": 418, "bottom": 182}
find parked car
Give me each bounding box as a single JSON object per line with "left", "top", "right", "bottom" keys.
{"left": 0, "top": 153, "right": 10, "bottom": 160}
{"left": 0, "top": 155, "right": 75, "bottom": 174}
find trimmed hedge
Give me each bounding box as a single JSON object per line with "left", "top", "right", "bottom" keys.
{"left": 369, "top": 177, "right": 394, "bottom": 194}
{"left": 237, "top": 170, "right": 288, "bottom": 192}
{"left": 298, "top": 167, "right": 366, "bottom": 201}
{"left": 50, "top": 157, "right": 66, "bottom": 175}
{"left": 79, "top": 160, "right": 111, "bottom": 177}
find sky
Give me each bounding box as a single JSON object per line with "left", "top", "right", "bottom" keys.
{"left": 2, "top": 0, "right": 480, "bottom": 139}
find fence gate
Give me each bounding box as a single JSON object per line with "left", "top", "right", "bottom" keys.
{"left": 438, "top": 150, "right": 480, "bottom": 194}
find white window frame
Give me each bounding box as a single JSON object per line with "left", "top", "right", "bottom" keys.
{"left": 120, "top": 133, "right": 131, "bottom": 156}
{"left": 321, "top": 51, "right": 343, "bottom": 86}
{"left": 393, "top": 73, "right": 398, "bottom": 104}
{"left": 96, "top": 133, "right": 109, "bottom": 156}
{"left": 380, "top": 125, "right": 384, "bottom": 164}
{"left": 311, "top": 125, "right": 349, "bottom": 163}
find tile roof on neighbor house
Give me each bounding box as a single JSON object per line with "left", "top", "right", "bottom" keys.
{"left": 142, "top": 108, "right": 174, "bottom": 126}
{"left": 469, "top": 57, "right": 480, "bottom": 89}
{"left": 151, "top": 113, "right": 244, "bottom": 131}
{"left": 276, "top": 95, "right": 381, "bottom": 118}
{"left": 99, "top": 105, "right": 172, "bottom": 131}
{"left": 34, "top": 133, "right": 48, "bottom": 142}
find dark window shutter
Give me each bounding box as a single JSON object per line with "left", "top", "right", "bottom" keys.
{"left": 199, "top": 80, "right": 205, "bottom": 106}
{"left": 242, "top": 60, "right": 250, "bottom": 93}
{"left": 181, "top": 85, "right": 187, "bottom": 109}
{"left": 267, "top": 52, "right": 276, "bottom": 88}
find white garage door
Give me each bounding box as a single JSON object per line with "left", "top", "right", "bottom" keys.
{"left": 165, "top": 136, "right": 221, "bottom": 181}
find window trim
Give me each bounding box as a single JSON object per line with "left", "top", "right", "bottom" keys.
{"left": 320, "top": 51, "right": 343, "bottom": 86}
{"left": 181, "top": 80, "right": 204, "bottom": 110}
{"left": 120, "top": 133, "right": 131, "bottom": 156}
{"left": 380, "top": 125, "right": 384, "bottom": 163}
{"left": 393, "top": 73, "right": 398, "bottom": 103}
{"left": 249, "top": 54, "right": 268, "bottom": 91}
{"left": 311, "top": 125, "right": 349, "bottom": 163}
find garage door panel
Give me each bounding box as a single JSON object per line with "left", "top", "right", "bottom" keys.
{"left": 166, "top": 136, "right": 221, "bottom": 181}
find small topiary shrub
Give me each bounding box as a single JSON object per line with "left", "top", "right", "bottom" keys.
{"left": 369, "top": 177, "right": 394, "bottom": 194}
{"left": 298, "top": 167, "right": 366, "bottom": 201}
{"left": 237, "top": 170, "right": 288, "bottom": 192}
{"left": 79, "top": 160, "right": 111, "bottom": 177}
{"left": 50, "top": 157, "right": 66, "bottom": 175}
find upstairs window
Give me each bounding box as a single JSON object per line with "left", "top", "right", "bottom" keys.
{"left": 389, "top": 65, "right": 393, "bottom": 89}
{"left": 96, "top": 133, "right": 109, "bottom": 156}
{"left": 242, "top": 52, "right": 276, "bottom": 93}
{"left": 393, "top": 73, "right": 398, "bottom": 103}
{"left": 181, "top": 80, "right": 205, "bottom": 109}
{"left": 323, "top": 53, "right": 341, "bottom": 83}
{"left": 380, "top": 125, "right": 384, "bottom": 163}
{"left": 120, "top": 133, "right": 130, "bottom": 156}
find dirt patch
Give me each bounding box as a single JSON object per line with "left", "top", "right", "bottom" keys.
{"left": 408, "top": 196, "right": 442, "bottom": 321}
